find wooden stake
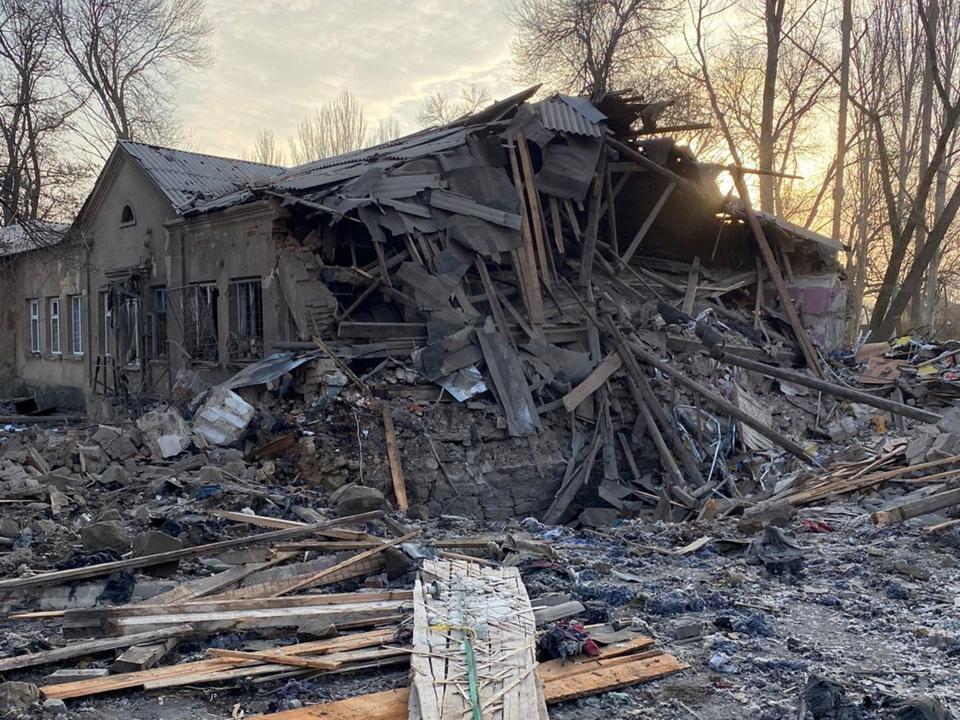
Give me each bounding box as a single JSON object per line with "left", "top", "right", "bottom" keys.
{"left": 382, "top": 406, "right": 409, "bottom": 512}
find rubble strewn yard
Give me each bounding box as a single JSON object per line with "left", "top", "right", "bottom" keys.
{"left": 1, "top": 91, "right": 959, "bottom": 720}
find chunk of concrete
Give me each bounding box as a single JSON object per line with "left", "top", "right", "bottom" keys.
{"left": 328, "top": 483, "right": 386, "bottom": 517}
{"left": 132, "top": 531, "right": 182, "bottom": 557}
{"left": 0, "top": 517, "right": 19, "bottom": 539}
{"left": 192, "top": 388, "right": 255, "bottom": 446}
{"left": 80, "top": 521, "right": 131, "bottom": 553}
{"left": 738, "top": 499, "right": 795, "bottom": 534}
{"left": 137, "top": 407, "right": 191, "bottom": 458}
{"left": 0, "top": 681, "right": 39, "bottom": 719}
{"left": 99, "top": 464, "right": 129, "bottom": 487}
{"left": 669, "top": 619, "right": 704, "bottom": 640}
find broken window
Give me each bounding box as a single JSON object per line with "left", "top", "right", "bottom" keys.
{"left": 28, "top": 299, "right": 40, "bottom": 353}
{"left": 120, "top": 204, "right": 135, "bottom": 225}
{"left": 69, "top": 295, "right": 84, "bottom": 355}
{"left": 228, "top": 278, "right": 263, "bottom": 361}
{"left": 100, "top": 290, "right": 115, "bottom": 357}
{"left": 146, "top": 287, "right": 167, "bottom": 359}
{"left": 183, "top": 283, "right": 219, "bottom": 362}
{"left": 117, "top": 295, "right": 141, "bottom": 367}
{"left": 49, "top": 298, "right": 61, "bottom": 354}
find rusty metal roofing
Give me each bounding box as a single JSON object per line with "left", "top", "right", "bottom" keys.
{"left": 538, "top": 97, "right": 606, "bottom": 137}
{"left": 118, "top": 140, "right": 284, "bottom": 213}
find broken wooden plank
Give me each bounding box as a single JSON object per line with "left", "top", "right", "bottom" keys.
{"left": 506, "top": 137, "right": 546, "bottom": 338}
{"left": 477, "top": 322, "right": 541, "bottom": 437}
{"left": 111, "top": 638, "right": 180, "bottom": 674}
{"left": 682, "top": 257, "right": 700, "bottom": 316}
{"left": 381, "top": 407, "right": 409, "bottom": 512}
{"left": 205, "top": 648, "right": 340, "bottom": 671}
{"left": 543, "top": 653, "right": 686, "bottom": 703}
{"left": 626, "top": 339, "right": 816, "bottom": 465}
{"left": 0, "top": 625, "right": 194, "bottom": 673}
{"left": 271, "top": 531, "right": 418, "bottom": 597}
{"left": 475, "top": 256, "right": 515, "bottom": 348}
{"left": 578, "top": 171, "right": 603, "bottom": 287}
{"left": 248, "top": 644, "right": 685, "bottom": 719}
{"left": 561, "top": 352, "right": 623, "bottom": 413}
{"left": 516, "top": 130, "right": 552, "bottom": 289}
{"left": 543, "top": 424, "right": 602, "bottom": 525}
{"left": 210, "top": 554, "right": 385, "bottom": 600}
{"left": 711, "top": 350, "right": 942, "bottom": 424}
{"left": 40, "top": 629, "right": 401, "bottom": 700}
{"left": 729, "top": 170, "right": 822, "bottom": 376}
{"left": 620, "top": 182, "right": 676, "bottom": 265}
{"left": 871, "top": 487, "right": 960, "bottom": 526}
{"left": 0, "top": 511, "right": 384, "bottom": 593}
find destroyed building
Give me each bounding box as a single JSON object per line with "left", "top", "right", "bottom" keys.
{"left": 1, "top": 88, "right": 846, "bottom": 519}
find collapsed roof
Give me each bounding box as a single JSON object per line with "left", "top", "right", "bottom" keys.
{"left": 185, "top": 87, "right": 840, "bottom": 270}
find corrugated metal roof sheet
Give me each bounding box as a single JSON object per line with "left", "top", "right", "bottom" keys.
{"left": 273, "top": 128, "right": 466, "bottom": 192}
{"left": 538, "top": 98, "right": 605, "bottom": 137}
{"left": 559, "top": 95, "right": 607, "bottom": 124}
{"left": 427, "top": 190, "right": 522, "bottom": 230}
{"left": 119, "top": 140, "right": 284, "bottom": 212}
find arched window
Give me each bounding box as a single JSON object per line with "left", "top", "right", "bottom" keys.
{"left": 120, "top": 205, "right": 135, "bottom": 225}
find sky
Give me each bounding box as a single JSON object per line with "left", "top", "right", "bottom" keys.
{"left": 175, "top": 0, "right": 519, "bottom": 160}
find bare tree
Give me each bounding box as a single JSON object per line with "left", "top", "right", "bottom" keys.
{"left": 244, "top": 129, "right": 284, "bottom": 166}
{"left": 868, "top": 0, "right": 960, "bottom": 336}
{"left": 508, "top": 0, "right": 678, "bottom": 99}
{"left": 287, "top": 90, "right": 368, "bottom": 165}
{"left": 678, "top": 0, "right": 833, "bottom": 223}
{"left": 371, "top": 116, "right": 401, "bottom": 145}
{"left": 0, "top": 0, "right": 83, "bottom": 226}
{"left": 52, "top": 0, "right": 211, "bottom": 150}
{"left": 416, "top": 84, "right": 491, "bottom": 126}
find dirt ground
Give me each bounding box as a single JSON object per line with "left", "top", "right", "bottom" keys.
{"left": 2, "top": 500, "right": 957, "bottom": 719}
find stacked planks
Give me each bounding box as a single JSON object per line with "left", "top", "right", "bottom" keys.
{"left": 251, "top": 633, "right": 688, "bottom": 719}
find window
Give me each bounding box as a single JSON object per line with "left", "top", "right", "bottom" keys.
{"left": 228, "top": 278, "right": 263, "bottom": 361}
{"left": 99, "top": 291, "right": 115, "bottom": 357}
{"left": 49, "top": 298, "right": 61, "bottom": 354}
{"left": 69, "top": 295, "right": 83, "bottom": 355}
{"left": 183, "top": 283, "right": 219, "bottom": 362}
{"left": 28, "top": 299, "right": 40, "bottom": 353}
{"left": 120, "top": 204, "right": 135, "bottom": 225}
{"left": 149, "top": 287, "right": 167, "bottom": 358}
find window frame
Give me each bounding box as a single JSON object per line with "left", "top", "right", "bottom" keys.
{"left": 227, "top": 277, "right": 264, "bottom": 362}
{"left": 69, "top": 295, "right": 84, "bottom": 356}
{"left": 48, "top": 297, "right": 61, "bottom": 355}
{"left": 100, "top": 290, "right": 114, "bottom": 358}
{"left": 150, "top": 286, "right": 167, "bottom": 359}
{"left": 120, "top": 204, "right": 136, "bottom": 227}
{"left": 28, "top": 299, "right": 41, "bottom": 354}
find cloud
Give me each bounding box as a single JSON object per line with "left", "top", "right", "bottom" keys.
{"left": 176, "top": 0, "right": 518, "bottom": 159}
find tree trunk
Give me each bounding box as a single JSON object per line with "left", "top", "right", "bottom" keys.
{"left": 831, "top": 0, "right": 852, "bottom": 246}
{"left": 874, "top": 179, "right": 960, "bottom": 339}
{"left": 911, "top": 0, "right": 939, "bottom": 327}
{"left": 923, "top": 158, "right": 949, "bottom": 329}
{"left": 846, "top": 125, "right": 872, "bottom": 345}
{"left": 759, "top": 0, "right": 784, "bottom": 213}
